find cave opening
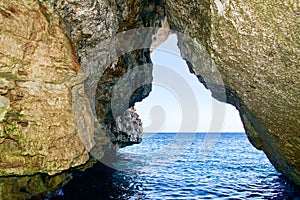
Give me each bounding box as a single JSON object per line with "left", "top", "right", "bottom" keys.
{"left": 43, "top": 32, "right": 300, "bottom": 199}
{"left": 135, "top": 34, "right": 245, "bottom": 134}
{"left": 111, "top": 34, "right": 293, "bottom": 199}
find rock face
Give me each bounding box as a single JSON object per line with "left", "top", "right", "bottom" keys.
{"left": 0, "top": 0, "right": 88, "bottom": 175}
{"left": 0, "top": 172, "right": 72, "bottom": 199}
{"left": 165, "top": 0, "right": 300, "bottom": 185}
{"left": 0, "top": 0, "right": 164, "bottom": 177}
{"left": 39, "top": 0, "right": 165, "bottom": 154}
{"left": 0, "top": 0, "right": 299, "bottom": 190}
{"left": 112, "top": 108, "right": 144, "bottom": 148}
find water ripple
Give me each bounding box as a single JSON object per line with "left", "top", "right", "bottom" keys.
{"left": 113, "top": 133, "right": 300, "bottom": 199}
{"left": 49, "top": 133, "right": 300, "bottom": 200}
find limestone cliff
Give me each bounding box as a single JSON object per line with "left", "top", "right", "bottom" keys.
{"left": 0, "top": 0, "right": 299, "bottom": 193}
{"left": 0, "top": 0, "right": 88, "bottom": 176}
{"left": 0, "top": 0, "right": 164, "bottom": 178}
{"left": 165, "top": 0, "right": 300, "bottom": 185}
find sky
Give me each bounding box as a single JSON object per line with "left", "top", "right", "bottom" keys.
{"left": 135, "top": 34, "right": 245, "bottom": 133}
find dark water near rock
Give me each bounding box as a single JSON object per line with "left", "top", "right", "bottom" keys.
{"left": 49, "top": 133, "right": 300, "bottom": 199}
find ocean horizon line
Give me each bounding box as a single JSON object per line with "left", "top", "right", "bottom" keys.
{"left": 143, "top": 132, "right": 246, "bottom": 134}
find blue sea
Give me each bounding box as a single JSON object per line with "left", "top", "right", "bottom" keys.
{"left": 49, "top": 133, "right": 300, "bottom": 199}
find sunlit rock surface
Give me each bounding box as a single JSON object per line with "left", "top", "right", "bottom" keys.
{"left": 0, "top": 0, "right": 89, "bottom": 176}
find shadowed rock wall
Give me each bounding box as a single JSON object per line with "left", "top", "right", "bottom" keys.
{"left": 165, "top": 0, "right": 300, "bottom": 185}
{"left": 0, "top": 0, "right": 165, "bottom": 177}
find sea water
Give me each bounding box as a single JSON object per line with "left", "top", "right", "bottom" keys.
{"left": 50, "top": 133, "right": 300, "bottom": 199}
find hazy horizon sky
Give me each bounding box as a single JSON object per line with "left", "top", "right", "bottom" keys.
{"left": 135, "top": 34, "right": 245, "bottom": 133}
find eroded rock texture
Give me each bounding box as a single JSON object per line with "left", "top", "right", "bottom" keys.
{"left": 165, "top": 0, "right": 300, "bottom": 185}
{"left": 0, "top": 0, "right": 164, "bottom": 177}
{"left": 40, "top": 0, "right": 164, "bottom": 152}
{"left": 0, "top": 0, "right": 88, "bottom": 176}
{"left": 0, "top": 172, "right": 71, "bottom": 199}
